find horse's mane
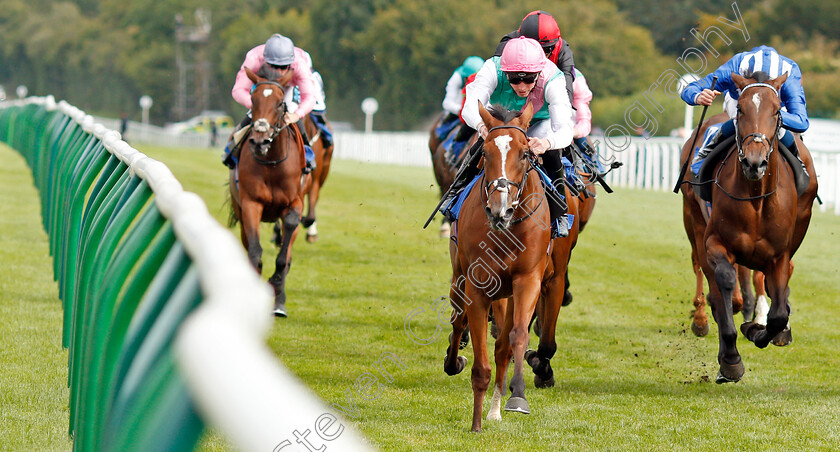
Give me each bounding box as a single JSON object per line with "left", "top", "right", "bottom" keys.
{"left": 742, "top": 70, "right": 770, "bottom": 83}
{"left": 487, "top": 105, "right": 522, "bottom": 124}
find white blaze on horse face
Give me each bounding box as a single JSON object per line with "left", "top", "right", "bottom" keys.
{"left": 262, "top": 88, "right": 273, "bottom": 98}
{"left": 752, "top": 92, "right": 761, "bottom": 114}
{"left": 494, "top": 135, "right": 513, "bottom": 180}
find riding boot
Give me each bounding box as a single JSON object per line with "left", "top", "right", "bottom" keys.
{"left": 540, "top": 149, "right": 569, "bottom": 238}
{"left": 296, "top": 118, "right": 316, "bottom": 174}
{"left": 781, "top": 130, "right": 808, "bottom": 176}
{"left": 440, "top": 138, "right": 484, "bottom": 222}
{"left": 694, "top": 119, "right": 735, "bottom": 167}
{"left": 222, "top": 114, "right": 253, "bottom": 169}
{"left": 445, "top": 125, "right": 476, "bottom": 167}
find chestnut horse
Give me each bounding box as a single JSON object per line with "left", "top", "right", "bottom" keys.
{"left": 678, "top": 72, "right": 817, "bottom": 382}
{"left": 443, "top": 103, "right": 580, "bottom": 431}
{"left": 229, "top": 67, "right": 312, "bottom": 317}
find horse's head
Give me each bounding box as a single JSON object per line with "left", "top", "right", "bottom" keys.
{"left": 732, "top": 71, "right": 786, "bottom": 181}
{"left": 245, "top": 67, "right": 288, "bottom": 155}
{"left": 478, "top": 101, "right": 534, "bottom": 231}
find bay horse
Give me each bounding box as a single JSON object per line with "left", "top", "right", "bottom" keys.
{"left": 299, "top": 113, "right": 334, "bottom": 243}
{"left": 678, "top": 72, "right": 817, "bottom": 382}
{"left": 428, "top": 113, "right": 456, "bottom": 238}
{"left": 443, "top": 102, "right": 580, "bottom": 431}
{"left": 229, "top": 66, "right": 312, "bottom": 317}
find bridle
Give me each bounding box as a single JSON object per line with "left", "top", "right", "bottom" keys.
{"left": 480, "top": 124, "right": 542, "bottom": 223}
{"left": 249, "top": 80, "right": 293, "bottom": 165}
{"left": 735, "top": 82, "right": 782, "bottom": 164}
{"left": 718, "top": 82, "right": 782, "bottom": 201}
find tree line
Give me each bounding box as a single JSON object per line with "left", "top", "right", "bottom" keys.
{"left": 1, "top": 0, "right": 838, "bottom": 132}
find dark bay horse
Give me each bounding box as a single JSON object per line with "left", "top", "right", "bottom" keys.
{"left": 678, "top": 72, "right": 817, "bottom": 382}
{"left": 229, "top": 67, "right": 312, "bottom": 317}
{"left": 680, "top": 113, "right": 758, "bottom": 336}
{"left": 442, "top": 102, "right": 580, "bottom": 431}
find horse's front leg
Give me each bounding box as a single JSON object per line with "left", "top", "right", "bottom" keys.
{"left": 239, "top": 200, "right": 264, "bottom": 273}
{"left": 505, "top": 272, "right": 542, "bottom": 415}
{"left": 738, "top": 266, "right": 757, "bottom": 322}
{"left": 704, "top": 240, "right": 744, "bottom": 383}
{"left": 462, "top": 284, "right": 492, "bottom": 433}
{"left": 487, "top": 298, "right": 510, "bottom": 422}
{"left": 691, "top": 252, "right": 709, "bottom": 336}
{"left": 269, "top": 205, "right": 302, "bottom": 317}
{"left": 443, "top": 272, "right": 469, "bottom": 376}
{"left": 742, "top": 255, "right": 792, "bottom": 348}
{"left": 303, "top": 178, "right": 320, "bottom": 243}
{"left": 526, "top": 267, "right": 564, "bottom": 389}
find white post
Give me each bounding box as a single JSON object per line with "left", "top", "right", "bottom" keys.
{"left": 16, "top": 85, "right": 28, "bottom": 99}
{"left": 361, "top": 97, "right": 378, "bottom": 133}
{"left": 679, "top": 74, "right": 699, "bottom": 139}
{"left": 139, "top": 95, "right": 153, "bottom": 142}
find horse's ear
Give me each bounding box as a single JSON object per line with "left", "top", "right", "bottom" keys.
{"left": 478, "top": 101, "right": 496, "bottom": 129}
{"left": 245, "top": 67, "right": 259, "bottom": 84}
{"left": 518, "top": 102, "right": 534, "bottom": 128}
{"left": 769, "top": 72, "right": 789, "bottom": 91}
{"left": 731, "top": 72, "right": 748, "bottom": 90}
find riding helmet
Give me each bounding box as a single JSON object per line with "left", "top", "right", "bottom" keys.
{"left": 518, "top": 10, "right": 562, "bottom": 50}
{"left": 500, "top": 36, "right": 545, "bottom": 73}
{"left": 264, "top": 34, "right": 295, "bottom": 66}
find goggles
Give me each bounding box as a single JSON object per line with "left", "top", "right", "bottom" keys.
{"left": 505, "top": 72, "right": 539, "bottom": 85}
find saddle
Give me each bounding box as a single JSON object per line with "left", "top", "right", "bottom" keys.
{"left": 694, "top": 135, "right": 810, "bottom": 202}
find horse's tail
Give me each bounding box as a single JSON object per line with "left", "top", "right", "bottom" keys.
{"left": 225, "top": 179, "right": 239, "bottom": 228}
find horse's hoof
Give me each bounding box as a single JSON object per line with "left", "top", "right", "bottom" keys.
{"left": 306, "top": 234, "right": 318, "bottom": 243}
{"left": 504, "top": 397, "right": 530, "bottom": 414}
{"left": 524, "top": 349, "right": 540, "bottom": 369}
{"left": 561, "top": 290, "right": 573, "bottom": 307}
{"left": 534, "top": 373, "right": 555, "bottom": 389}
{"left": 771, "top": 327, "right": 792, "bottom": 346}
{"left": 444, "top": 355, "right": 467, "bottom": 376}
{"left": 740, "top": 321, "right": 765, "bottom": 342}
{"left": 273, "top": 305, "right": 288, "bottom": 318}
{"left": 715, "top": 359, "right": 745, "bottom": 384}
{"left": 486, "top": 411, "right": 502, "bottom": 422}
{"left": 691, "top": 321, "right": 710, "bottom": 337}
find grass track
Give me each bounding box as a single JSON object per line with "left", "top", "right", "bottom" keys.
{"left": 4, "top": 142, "right": 840, "bottom": 451}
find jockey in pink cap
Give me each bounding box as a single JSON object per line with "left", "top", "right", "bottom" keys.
{"left": 222, "top": 34, "right": 318, "bottom": 170}
{"left": 443, "top": 36, "right": 575, "bottom": 237}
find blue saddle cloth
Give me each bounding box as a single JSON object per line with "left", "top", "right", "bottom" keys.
{"left": 305, "top": 145, "right": 315, "bottom": 164}
{"left": 441, "top": 165, "right": 574, "bottom": 237}
{"left": 440, "top": 171, "right": 483, "bottom": 222}
{"left": 436, "top": 115, "right": 460, "bottom": 141}
{"left": 691, "top": 123, "right": 723, "bottom": 174}
{"left": 309, "top": 112, "right": 333, "bottom": 144}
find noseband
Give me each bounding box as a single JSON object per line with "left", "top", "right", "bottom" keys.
{"left": 482, "top": 125, "right": 532, "bottom": 209}
{"left": 735, "top": 82, "right": 782, "bottom": 163}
